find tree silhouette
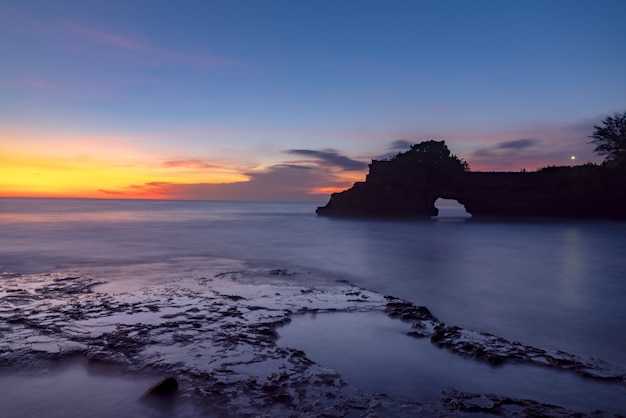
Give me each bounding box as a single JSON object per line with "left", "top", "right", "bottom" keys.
{"left": 589, "top": 111, "right": 626, "bottom": 166}
{"left": 390, "top": 140, "right": 469, "bottom": 172}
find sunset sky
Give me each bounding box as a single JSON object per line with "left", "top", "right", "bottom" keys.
{"left": 1, "top": 0, "right": 625, "bottom": 201}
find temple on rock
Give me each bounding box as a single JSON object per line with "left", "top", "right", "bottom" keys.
{"left": 316, "top": 141, "right": 626, "bottom": 219}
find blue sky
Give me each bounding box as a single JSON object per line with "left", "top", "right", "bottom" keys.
{"left": 1, "top": 0, "right": 625, "bottom": 200}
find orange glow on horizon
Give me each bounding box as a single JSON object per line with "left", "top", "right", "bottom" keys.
{"left": 309, "top": 171, "right": 365, "bottom": 195}
{"left": 310, "top": 186, "right": 350, "bottom": 195}
{"left": 0, "top": 153, "right": 249, "bottom": 199}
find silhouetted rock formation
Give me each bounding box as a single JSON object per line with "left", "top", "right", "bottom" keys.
{"left": 316, "top": 141, "right": 626, "bottom": 219}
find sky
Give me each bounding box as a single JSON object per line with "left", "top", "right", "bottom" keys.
{"left": 1, "top": 0, "right": 625, "bottom": 201}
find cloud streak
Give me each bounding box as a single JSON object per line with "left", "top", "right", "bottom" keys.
{"left": 162, "top": 159, "right": 222, "bottom": 169}
{"left": 62, "top": 22, "right": 149, "bottom": 52}
{"left": 389, "top": 139, "right": 413, "bottom": 150}
{"left": 465, "top": 121, "right": 602, "bottom": 171}
{"left": 472, "top": 138, "right": 538, "bottom": 158}
{"left": 284, "top": 149, "right": 368, "bottom": 171}
{"left": 99, "top": 164, "right": 348, "bottom": 202}
{"left": 61, "top": 21, "right": 235, "bottom": 68}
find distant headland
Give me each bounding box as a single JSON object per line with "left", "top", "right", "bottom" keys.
{"left": 317, "top": 115, "right": 626, "bottom": 219}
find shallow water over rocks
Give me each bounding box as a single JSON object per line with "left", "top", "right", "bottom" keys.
{"left": 1, "top": 257, "right": 625, "bottom": 416}
{"left": 278, "top": 310, "right": 626, "bottom": 415}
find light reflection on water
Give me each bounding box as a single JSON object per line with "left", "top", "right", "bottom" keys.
{"left": 1, "top": 197, "right": 625, "bottom": 367}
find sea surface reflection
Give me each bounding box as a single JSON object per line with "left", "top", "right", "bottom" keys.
{"left": 278, "top": 311, "right": 626, "bottom": 415}
{"left": 1, "top": 198, "right": 625, "bottom": 366}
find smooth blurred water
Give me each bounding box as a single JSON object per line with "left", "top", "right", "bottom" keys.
{"left": 277, "top": 311, "right": 626, "bottom": 415}
{"left": 0, "top": 358, "right": 198, "bottom": 418}
{"left": 1, "top": 197, "right": 625, "bottom": 366}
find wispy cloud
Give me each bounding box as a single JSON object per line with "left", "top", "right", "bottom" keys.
{"left": 62, "top": 22, "right": 149, "bottom": 52}
{"left": 449, "top": 115, "right": 612, "bottom": 171}
{"left": 0, "top": 79, "right": 59, "bottom": 92}
{"left": 284, "top": 149, "right": 368, "bottom": 171}
{"left": 97, "top": 182, "right": 171, "bottom": 199}
{"left": 389, "top": 139, "right": 413, "bottom": 150}
{"left": 1, "top": 4, "right": 236, "bottom": 69}
{"left": 26, "top": 79, "right": 57, "bottom": 91}
{"left": 162, "top": 159, "right": 222, "bottom": 169}
{"left": 99, "top": 164, "right": 347, "bottom": 202}
{"left": 472, "top": 138, "right": 538, "bottom": 158}
{"left": 61, "top": 21, "right": 235, "bottom": 68}
{"left": 374, "top": 139, "right": 416, "bottom": 160}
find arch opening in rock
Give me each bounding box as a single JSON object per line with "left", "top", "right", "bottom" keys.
{"left": 431, "top": 197, "right": 472, "bottom": 220}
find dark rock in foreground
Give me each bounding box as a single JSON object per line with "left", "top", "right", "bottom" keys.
{"left": 143, "top": 377, "right": 179, "bottom": 396}
{"left": 317, "top": 141, "right": 626, "bottom": 219}
{"left": 443, "top": 390, "right": 612, "bottom": 417}
{"left": 2, "top": 266, "right": 624, "bottom": 416}
{"left": 385, "top": 297, "right": 626, "bottom": 384}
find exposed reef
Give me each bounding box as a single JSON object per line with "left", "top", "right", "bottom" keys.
{"left": 316, "top": 141, "right": 626, "bottom": 219}
{"left": 385, "top": 299, "right": 626, "bottom": 383}
{"left": 1, "top": 261, "right": 625, "bottom": 416}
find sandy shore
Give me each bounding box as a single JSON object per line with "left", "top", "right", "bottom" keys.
{"left": 1, "top": 258, "right": 625, "bottom": 417}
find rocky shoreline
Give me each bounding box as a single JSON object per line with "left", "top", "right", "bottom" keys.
{"left": 1, "top": 260, "right": 624, "bottom": 417}
{"left": 385, "top": 301, "right": 626, "bottom": 383}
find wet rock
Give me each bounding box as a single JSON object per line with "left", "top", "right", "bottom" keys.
{"left": 144, "top": 377, "right": 178, "bottom": 396}
{"left": 250, "top": 324, "right": 278, "bottom": 338}
{"left": 2, "top": 266, "right": 624, "bottom": 417}
{"left": 385, "top": 301, "right": 438, "bottom": 322}
{"left": 260, "top": 382, "right": 280, "bottom": 391}
{"left": 268, "top": 269, "right": 292, "bottom": 276}
{"left": 271, "top": 392, "right": 292, "bottom": 403}
{"left": 459, "top": 394, "right": 494, "bottom": 410}
{"left": 384, "top": 298, "right": 626, "bottom": 384}
{"left": 442, "top": 391, "right": 608, "bottom": 417}
{"left": 406, "top": 330, "right": 429, "bottom": 338}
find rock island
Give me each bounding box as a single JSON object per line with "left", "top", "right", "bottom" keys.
{"left": 317, "top": 140, "right": 626, "bottom": 219}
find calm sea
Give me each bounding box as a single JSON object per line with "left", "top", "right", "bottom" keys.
{"left": 1, "top": 197, "right": 625, "bottom": 367}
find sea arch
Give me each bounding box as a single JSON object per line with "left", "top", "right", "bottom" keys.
{"left": 431, "top": 194, "right": 472, "bottom": 218}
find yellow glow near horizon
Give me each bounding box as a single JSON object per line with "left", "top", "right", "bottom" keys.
{"left": 0, "top": 126, "right": 360, "bottom": 200}
{"left": 0, "top": 124, "right": 256, "bottom": 199}
{"left": 0, "top": 154, "right": 249, "bottom": 199}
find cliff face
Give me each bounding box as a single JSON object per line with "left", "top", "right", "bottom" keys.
{"left": 316, "top": 143, "right": 626, "bottom": 219}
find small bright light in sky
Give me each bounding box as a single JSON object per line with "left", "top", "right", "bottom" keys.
{"left": 0, "top": 0, "right": 624, "bottom": 201}
{"left": 571, "top": 156, "right": 576, "bottom": 160}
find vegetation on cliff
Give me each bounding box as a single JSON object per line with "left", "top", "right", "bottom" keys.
{"left": 384, "top": 140, "right": 469, "bottom": 172}
{"left": 589, "top": 111, "right": 626, "bottom": 167}
{"left": 368, "top": 140, "right": 468, "bottom": 191}
{"left": 317, "top": 112, "right": 626, "bottom": 218}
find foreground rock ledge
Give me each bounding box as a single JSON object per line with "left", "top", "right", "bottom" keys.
{"left": 1, "top": 265, "right": 624, "bottom": 417}
{"left": 385, "top": 298, "right": 626, "bottom": 384}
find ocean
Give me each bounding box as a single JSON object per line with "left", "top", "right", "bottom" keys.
{"left": 1, "top": 197, "right": 625, "bottom": 415}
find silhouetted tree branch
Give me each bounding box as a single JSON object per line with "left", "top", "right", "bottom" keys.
{"left": 589, "top": 111, "right": 626, "bottom": 166}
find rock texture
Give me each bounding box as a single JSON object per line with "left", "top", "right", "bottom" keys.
{"left": 385, "top": 299, "right": 626, "bottom": 384}
{"left": 316, "top": 141, "right": 626, "bottom": 219}
{"left": 2, "top": 262, "right": 624, "bottom": 416}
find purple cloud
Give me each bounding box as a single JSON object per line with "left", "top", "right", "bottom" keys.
{"left": 472, "top": 138, "right": 539, "bottom": 158}
{"left": 284, "top": 149, "right": 367, "bottom": 171}
{"left": 389, "top": 139, "right": 413, "bottom": 150}
{"left": 98, "top": 164, "right": 350, "bottom": 202}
